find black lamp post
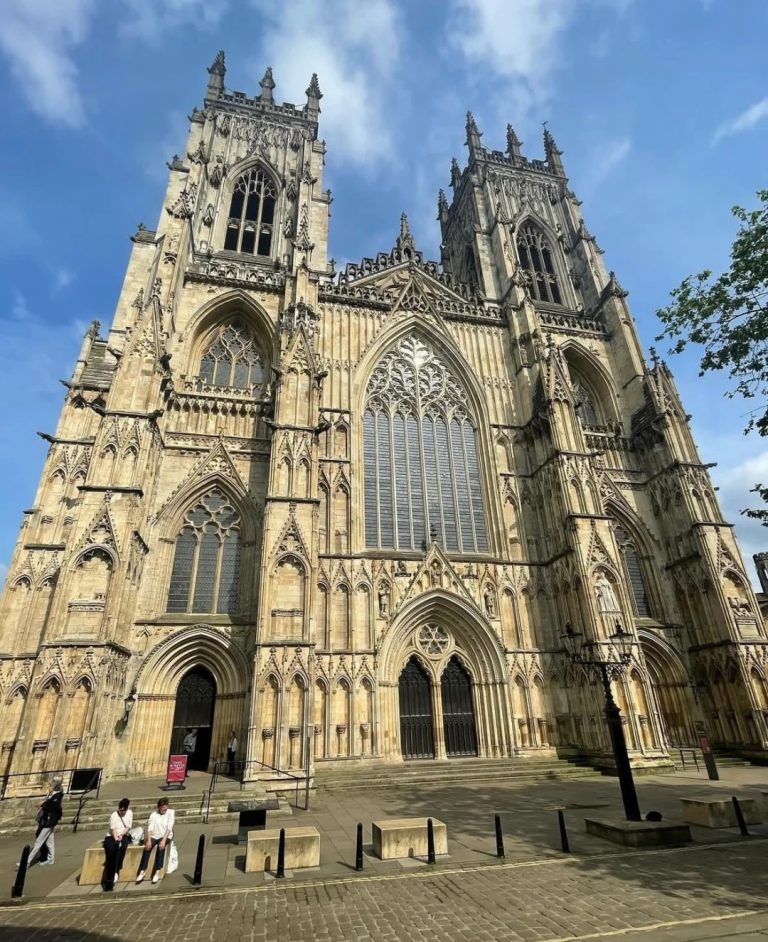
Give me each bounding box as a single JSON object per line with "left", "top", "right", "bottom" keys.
{"left": 560, "top": 621, "right": 641, "bottom": 822}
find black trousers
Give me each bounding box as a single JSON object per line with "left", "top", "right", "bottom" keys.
{"left": 104, "top": 834, "right": 130, "bottom": 877}
{"left": 227, "top": 748, "right": 236, "bottom": 776}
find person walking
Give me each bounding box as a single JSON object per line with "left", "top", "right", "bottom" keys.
{"left": 182, "top": 727, "right": 197, "bottom": 777}
{"left": 227, "top": 729, "right": 238, "bottom": 777}
{"left": 103, "top": 798, "right": 133, "bottom": 885}
{"left": 136, "top": 798, "right": 174, "bottom": 885}
{"left": 25, "top": 777, "right": 64, "bottom": 867}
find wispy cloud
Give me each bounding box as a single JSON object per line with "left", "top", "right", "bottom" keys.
{"left": 712, "top": 96, "right": 768, "bottom": 146}
{"left": 139, "top": 110, "right": 189, "bottom": 181}
{"left": 121, "top": 0, "right": 229, "bottom": 40}
{"left": 10, "top": 290, "right": 32, "bottom": 321}
{"left": 711, "top": 448, "right": 768, "bottom": 587}
{"left": 250, "top": 0, "right": 401, "bottom": 168}
{"left": 591, "top": 136, "right": 631, "bottom": 184}
{"left": 51, "top": 267, "right": 74, "bottom": 294}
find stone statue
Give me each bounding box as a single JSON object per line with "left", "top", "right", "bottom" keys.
{"left": 378, "top": 584, "right": 390, "bottom": 617}
{"left": 595, "top": 573, "right": 621, "bottom": 613}
{"left": 484, "top": 588, "right": 497, "bottom": 617}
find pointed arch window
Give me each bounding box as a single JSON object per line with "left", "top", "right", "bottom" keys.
{"left": 166, "top": 490, "right": 241, "bottom": 614}
{"left": 516, "top": 222, "right": 562, "bottom": 304}
{"left": 614, "top": 522, "right": 651, "bottom": 617}
{"left": 571, "top": 377, "right": 600, "bottom": 427}
{"left": 198, "top": 320, "right": 265, "bottom": 390}
{"left": 224, "top": 167, "right": 277, "bottom": 256}
{"left": 363, "top": 335, "right": 488, "bottom": 553}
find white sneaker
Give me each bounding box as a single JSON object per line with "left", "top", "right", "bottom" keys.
{"left": 113, "top": 871, "right": 119, "bottom": 883}
{"left": 151, "top": 874, "right": 160, "bottom": 884}
{"left": 135, "top": 871, "right": 145, "bottom": 884}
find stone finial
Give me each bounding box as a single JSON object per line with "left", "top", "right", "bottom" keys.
{"left": 305, "top": 73, "right": 322, "bottom": 121}
{"left": 396, "top": 212, "right": 416, "bottom": 255}
{"left": 206, "top": 50, "right": 226, "bottom": 98}
{"left": 437, "top": 188, "right": 449, "bottom": 226}
{"left": 465, "top": 111, "right": 482, "bottom": 154}
{"left": 259, "top": 66, "right": 275, "bottom": 103}
{"left": 543, "top": 123, "right": 565, "bottom": 175}
{"left": 450, "top": 157, "right": 462, "bottom": 190}
{"left": 506, "top": 124, "right": 522, "bottom": 161}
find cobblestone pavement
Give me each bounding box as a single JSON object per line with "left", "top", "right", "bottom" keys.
{"left": 1, "top": 838, "right": 767, "bottom": 941}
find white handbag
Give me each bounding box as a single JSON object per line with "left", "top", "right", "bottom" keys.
{"left": 166, "top": 842, "right": 179, "bottom": 875}
{"left": 128, "top": 826, "right": 144, "bottom": 844}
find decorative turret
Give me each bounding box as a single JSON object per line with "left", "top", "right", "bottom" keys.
{"left": 506, "top": 124, "right": 522, "bottom": 162}
{"left": 305, "top": 73, "right": 322, "bottom": 122}
{"left": 259, "top": 66, "right": 275, "bottom": 104}
{"left": 450, "top": 157, "right": 462, "bottom": 190}
{"left": 437, "top": 189, "right": 449, "bottom": 227}
{"left": 465, "top": 111, "right": 483, "bottom": 156}
{"left": 206, "top": 50, "right": 226, "bottom": 99}
{"left": 543, "top": 125, "right": 565, "bottom": 176}
{"left": 396, "top": 212, "right": 416, "bottom": 257}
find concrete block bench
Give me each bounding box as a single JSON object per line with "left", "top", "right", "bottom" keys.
{"left": 681, "top": 796, "right": 762, "bottom": 829}
{"left": 79, "top": 841, "right": 166, "bottom": 885}
{"left": 245, "top": 826, "right": 320, "bottom": 873}
{"left": 371, "top": 818, "right": 448, "bottom": 860}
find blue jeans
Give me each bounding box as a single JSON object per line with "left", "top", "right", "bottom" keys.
{"left": 138, "top": 838, "right": 167, "bottom": 876}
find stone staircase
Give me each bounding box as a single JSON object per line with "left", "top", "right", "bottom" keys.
{"left": 314, "top": 756, "right": 597, "bottom": 791}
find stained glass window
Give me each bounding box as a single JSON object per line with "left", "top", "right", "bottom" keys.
{"left": 224, "top": 167, "right": 277, "bottom": 256}
{"left": 198, "top": 320, "right": 265, "bottom": 390}
{"left": 614, "top": 523, "right": 651, "bottom": 617}
{"left": 516, "top": 223, "right": 562, "bottom": 304}
{"left": 166, "top": 490, "right": 241, "bottom": 614}
{"left": 363, "top": 335, "right": 488, "bottom": 552}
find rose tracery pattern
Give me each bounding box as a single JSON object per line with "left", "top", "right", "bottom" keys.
{"left": 363, "top": 335, "right": 488, "bottom": 553}
{"left": 417, "top": 624, "right": 450, "bottom": 657}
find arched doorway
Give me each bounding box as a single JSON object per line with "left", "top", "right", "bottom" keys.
{"left": 441, "top": 656, "right": 478, "bottom": 756}
{"left": 171, "top": 666, "right": 216, "bottom": 770}
{"left": 399, "top": 657, "right": 434, "bottom": 759}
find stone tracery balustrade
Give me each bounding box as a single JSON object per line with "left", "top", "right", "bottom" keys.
{"left": 537, "top": 308, "right": 608, "bottom": 337}
{"left": 185, "top": 258, "right": 285, "bottom": 292}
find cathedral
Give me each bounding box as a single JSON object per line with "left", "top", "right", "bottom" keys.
{"left": 1, "top": 52, "right": 767, "bottom": 787}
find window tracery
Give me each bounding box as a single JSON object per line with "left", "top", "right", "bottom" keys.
{"left": 515, "top": 222, "right": 562, "bottom": 304}
{"left": 166, "top": 490, "right": 241, "bottom": 614}
{"left": 197, "top": 320, "right": 265, "bottom": 390}
{"left": 614, "top": 522, "right": 651, "bottom": 617}
{"left": 224, "top": 167, "right": 277, "bottom": 256}
{"left": 571, "top": 378, "right": 600, "bottom": 427}
{"left": 363, "top": 335, "right": 488, "bottom": 553}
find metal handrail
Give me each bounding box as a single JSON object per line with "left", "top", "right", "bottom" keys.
{"left": 209, "top": 758, "right": 306, "bottom": 809}
{"left": 677, "top": 747, "right": 701, "bottom": 771}
{"left": 1, "top": 766, "right": 102, "bottom": 801}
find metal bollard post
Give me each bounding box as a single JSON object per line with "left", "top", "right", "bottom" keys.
{"left": 557, "top": 809, "right": 570, "bottom": 853}
{"left": 494, "top": 814, "right": 505, "bottom": 859}
{"left": 11, "top": 845, "right": 31, "bottom": 899}
{"left": 355, "top": 822, "right": 364, "bottom": 872}
{"left": 276, "top": 827, "right": 286, "bottom": 878}
{"left": 732, "top": 796, "right": 749, "bottom": 836}
{"left": 427, "top": 818, "right": 436, "bottom": 865}
{"left": 192, "top": 834, "right": 205, "bottom": 886}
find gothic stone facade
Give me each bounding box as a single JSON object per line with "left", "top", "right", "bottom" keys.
{"left": 2, "top": 54, "right": 768, "bottom": 784}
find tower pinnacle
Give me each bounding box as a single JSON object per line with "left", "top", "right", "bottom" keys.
{"left": 465, "top": 111, "right": 483, "bottom": 155}
{"left": 206, "top": 50, "right": 226, "bottom": 99}
{"left": 305, "top": 73, "right": 322, "bottom": 121}
{"left": 543, "top": 124, "right": 565, "bottom": 176}
{"left": 506, "top": 124, "right": 522, "bottom": 162}
{"left": 450, "top": 157, "right": 462, "bottom": 190}
{"left": 259, "top": 66, "right": 276, "bottom": 104}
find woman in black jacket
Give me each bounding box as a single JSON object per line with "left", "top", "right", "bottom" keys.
{"left": 26, "top": 778, "right": 64, "bottom": 866}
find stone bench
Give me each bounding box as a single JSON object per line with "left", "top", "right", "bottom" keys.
{"left": 245, "top": 826, "right": 320, "bottom": 873}
{"left": 681, "top": 796, "right": 762, "bottom": 829}
{"left": 79, "top": 841, "right": 166, "bottom": 886}
{"left": 371, "top": 818, "right": 448, "bottom": 860}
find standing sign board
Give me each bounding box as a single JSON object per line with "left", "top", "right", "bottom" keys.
{"left": 165, "top": 754, "right": 187, "bottom": 790}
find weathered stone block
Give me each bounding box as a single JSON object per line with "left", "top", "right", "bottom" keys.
{"left": 371, "top": 817, "right": 448, "bottom": 860}
{"left": 245, "top": 826, "right": 320, "bottom": 872}
{"left": 585, "top": 817, "right": 691, "bottom": 847}
{"left": 681, "top": 796, "right": 762, "bottom": 828}
{"left": 79, "top": 841, "right": 166, "bottom": 885}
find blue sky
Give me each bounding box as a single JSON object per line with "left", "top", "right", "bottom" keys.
{"left": 0, "top": 0, "right": 767, "bottom": 583}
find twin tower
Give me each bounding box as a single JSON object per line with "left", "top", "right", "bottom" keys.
{"left": 0, "top": 52, "right": 766, "bottom": 786}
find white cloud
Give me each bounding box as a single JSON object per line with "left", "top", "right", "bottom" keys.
{"left": 0, "top": 0, "right": 96, "bottom": 128}
{"left": 250, "top": 0, "right": 401, "bottom": 167}
{"left": 10, "top": 290, "right": 32, "bottom": 321}
{"left": 587, "top": 136, "right": 632, "bottom": 188}
{"left": 51, "top": 267, "right": 74, "bottom": 294}
{"left": 711, "top": 449, "right": 768, "bottom": 587}
{"left": 121, "top": 0, "right": 229, "bottom": 40}
{"left": 712, "top": 97, "right": 768, "bottom": 146}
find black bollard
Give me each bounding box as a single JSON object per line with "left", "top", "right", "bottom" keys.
{"left": 732, "top": 796, "right": 749, "bottom": 836}
{"left": 192, "top": 834, "right": 205, "bottom": 886}
{"left": 494, "top": 814, "right": 505, "bottom": 859}
{"left": 11, "top": 845, "right": 31, "bottom": 899}
{"left": 557, "top": 809, "right": 570, "bottom": 853}
{"left": 355, "top": 822, "right": 364, "bottom": 872}
{"left": 427, "top": 818, "right": 436, "bottom": 865}
{"left": 102, "top": 839, "right": 120, "bottom": 892}
{"left": 276, "top": 827, "right": 286, "bottom": 878}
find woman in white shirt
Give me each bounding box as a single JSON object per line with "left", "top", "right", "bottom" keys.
{"left": 104, "top": 798, "right": 133, "bottom": 884}
{"left": 136, "top": 798, "right": 175, "bottom": 884}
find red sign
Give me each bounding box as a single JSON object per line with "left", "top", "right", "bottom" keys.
{"left": 698, "top": 736, "right": 711, "bottom": 754}
{"left": 166, "top": 754, "right": 187, "bottom": 784}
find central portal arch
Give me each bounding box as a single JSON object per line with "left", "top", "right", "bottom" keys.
{"left": 171, "top": 666, "right": 216, "bottom": 770}
{"left": 399, "top": 657, "right": 435, "bottom": 759}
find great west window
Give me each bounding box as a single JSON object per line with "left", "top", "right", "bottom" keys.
{"left": 363, "top": 335, "right": 488, "bottom": 553}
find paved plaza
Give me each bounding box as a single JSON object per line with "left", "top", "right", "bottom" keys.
{"left": 0, "top": 765, "right": 767, "bottom": 940}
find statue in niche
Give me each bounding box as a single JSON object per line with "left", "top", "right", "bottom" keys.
{"left": 595, "top": 572, "right": 621, "bottom": 613}
{"left": 484, "top": 588, "right": 497, "bottom": 617}
{"left": 728, "top": 594, "right": 752, "bottom": 617}
{"left": 395, "top": 559, "right": 408, "bottom": 577}
{"left": 378, "top": 584, "right": 390, "bottom": 618}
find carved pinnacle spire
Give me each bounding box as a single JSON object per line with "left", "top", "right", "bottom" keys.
{"left": 259, "top": 66, "right": 275, "bottom": 103}
{"left": 450, "top": 157, "right": 462, "bottom": 190}
{"left": 543, "top": 123, "right": 565, "bottom": 175}
{"left": 305, "top": 73, "right": 322, "bottom": 121}
{"left": 465, "top": 111, "right": 482, "bottom": 154}
{"left": 206, "top": 50, "right": 226, "bottom": 98}
{"left": 396, "top": 212, "right": 416, "bottom": 255}
{"left": 437, "top": 188, "right": 449, "bottom": 227}
{"left": 506, "top": 123, "right": 522, "bottom": 161}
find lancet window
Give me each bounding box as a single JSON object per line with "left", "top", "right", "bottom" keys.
{"left": 198, "top": 320, "right": 265, "bottom": 390}
{"left": 166, "top": 490, "right": 241, "bottom": 614}
{"left": 224, "top": 167, "right": 277, "bottom": 256}
{"left": 515, "top": 222, "right": 562, "bottom": 304}
{"left": 614, "top": 523, "right": 651, "bottom": 617}
{"left": 571, "top": 378, "right": 600, "bottom": 427}
{"left": 363, "top": 335, "right": 488, "bottom": 553}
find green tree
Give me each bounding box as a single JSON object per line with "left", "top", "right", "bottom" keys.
{"left": 656, "top": 189, "right": 768, "bottom": 522}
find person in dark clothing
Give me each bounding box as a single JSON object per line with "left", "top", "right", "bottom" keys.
{"left": 103, "top": 798, "right": 133, "bottom": 884}
{"left": 26, "top": 777, "right": 64, "bottom": 866}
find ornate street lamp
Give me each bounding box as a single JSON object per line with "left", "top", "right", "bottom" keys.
{"left": 122, "top": 690, "right": 137, "bottom": 726}
{"left": 560, "top": 620, "right": 641, "bottom": 821}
